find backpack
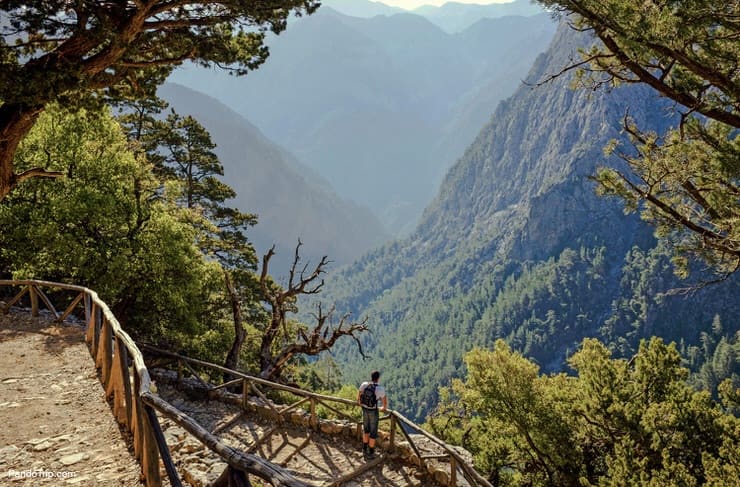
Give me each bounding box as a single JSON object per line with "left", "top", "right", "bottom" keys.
{"left": 360, "top": 382, "right": 378, "bottom": 408}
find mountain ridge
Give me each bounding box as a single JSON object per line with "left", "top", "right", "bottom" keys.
{"left": 323, "top": 0, "right": 545, "bottom": 33}
{"left": 171, "top": 7, "right": 556, "bottom": 234}
{"left": 313, "top": 22, "right": 740, "bottom": 421}
{"left": 157, "top": 82, "right": 390, "bottom": 275}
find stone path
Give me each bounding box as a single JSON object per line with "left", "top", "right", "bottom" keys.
{"left": 0, "top": 308, "right": 453, "bottom": 486}
{"left": 0, "top": 310, "right": 142, "bottom": 486}
{"left": 156, "top": 382, "right": 438, "bottom": 487}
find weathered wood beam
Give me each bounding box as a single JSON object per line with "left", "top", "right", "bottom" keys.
{"left": 212, "top": 411, "right": 249, "bottom": 436}
{"left": 33, "top": 285, "right": 58, "bottom": 318}
{"left": 0, "top": 285, "right": 28, "bottom": 313}
{"left": 58, "top": 291, "right": 84, "bottom": 322}
{"left": 143, "top": 393, "right": 313, "bottom": 487}
{"left": 144, "top": 405, "right": 182, "bottom": 487}
{"left": 321, "top": 454, "right": 383, "bottom": 487}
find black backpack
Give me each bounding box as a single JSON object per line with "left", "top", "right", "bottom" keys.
{"left": 360, "top": 382, "right": 378, "bottom": 408}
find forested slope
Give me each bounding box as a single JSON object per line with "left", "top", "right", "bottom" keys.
{"left": 315, "top": 23, "right": 740, "bottom": 421}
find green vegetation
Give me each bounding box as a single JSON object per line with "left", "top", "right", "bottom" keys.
{"left": 535, "top": 0, "right": 740, "bottom": 277}
{"left": 326, "top": 235, "right": 739, "bottom": 421}
{"left": 428, "top": 338, "right": 740, "bottom": 486}
{"left": 0, "top": 103, "right": 365, "bottom": 387}
{"left": 0, "top": 0, "right": 319, "bottom": 199}
{"left": 1, "top": 4, "right": 738, "bottom": 485}
{"left": 316, "top": 2, "right": 740, "bottom": 428}
{"left": 0, "top": 104, "right": 222, "bottom": 348}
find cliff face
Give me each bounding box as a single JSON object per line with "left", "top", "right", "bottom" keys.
{"left": 316, "top": 22, "right": 739, "bottom": 421}
{"left": 415, "top": 22, "right": 673, "bottom": 263}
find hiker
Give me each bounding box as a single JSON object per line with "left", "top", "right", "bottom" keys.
{"left": 357, "top": 370, "right": 387, "bottom": 460}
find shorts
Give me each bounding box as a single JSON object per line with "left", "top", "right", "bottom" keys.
{"left": 362, "top": 407, "right": 379, "bottom": 439}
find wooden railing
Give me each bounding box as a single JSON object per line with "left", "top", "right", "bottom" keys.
{"left": 0, "top": 280, "right": 311, "bottom": 487}
{"left": 139, "top": 346, "right": 493, "bottom": 487}
{"left": 0, "top": 279, "right": 493, "bottom": 487}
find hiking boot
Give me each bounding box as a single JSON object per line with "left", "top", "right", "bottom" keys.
{"left": 366, "top": 450, "right": 376, "bottom": 460}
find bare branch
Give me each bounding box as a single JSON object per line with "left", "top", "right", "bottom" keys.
{"left": 261, "top": 303, "right": 369, "bottom": 380}
{"left": 527, "top": 52, "right": 613, "bottom": 87}
{"left": 15, "top": 167, "right": 64, "bottom": 183}
{"left": 256, "top": 243, "right": 359, "bottom": 381}
{"left": 665, "top": 267, "right": 737, "bottom": 296}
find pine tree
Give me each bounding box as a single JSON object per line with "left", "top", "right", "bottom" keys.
{"left": 535, "top": 0, "right": 740, "bottom": 277}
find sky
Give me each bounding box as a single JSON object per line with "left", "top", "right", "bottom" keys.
{"left": 381, "top": 0, "right": 513, "bottom": 10}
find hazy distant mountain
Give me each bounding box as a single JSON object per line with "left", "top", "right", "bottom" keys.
{"left": 415, "top": 0, "right": 545, "bottom": 32}
{"left": 435, "top": 14, "right": 557, "bottom": 176}
{"left": 157, "top": 83, "right": 390, "bottom": 274}
{"left": 321, "top": 0, "right": 403, "bottom": 17}
{"left": 324, "top": 0, "right": 545, "bottom": 33}
{"left": 171, "top": 7, "right": 555, "bottom": 234}
{"left": 317, "top": 23, "right": 740, "bottom": 421}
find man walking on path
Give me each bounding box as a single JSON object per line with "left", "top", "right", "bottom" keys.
{"left": 358, "top": 370, "right": 387, "bottom": 460}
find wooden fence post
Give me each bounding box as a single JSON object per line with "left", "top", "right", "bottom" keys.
{"left": 97, "top": 318, "right": 113, "bottom": 388}
{"left": 91, "top": 306, "right": 103, "bottom": 359}
{"left": 309, "top": 397, "right": 318, "bottom": 430}
{"left": 29, "top": 285, "right": 38, "bottom": 316}
{"left": 144, "top": 404, "right": 181, "bottom": 487}
{"left": 85, "top": 302, "right": 96, "bottom": 347}
{"left": 450, "top": 455, "right": 457, "bottom": 486}
{"left": 141, "top": 405, "right": 162, "bottom": 487}
{"left": 84, "top": 294, "right": 91, "bottom": 324}
{"left": 242, "top": 379, "right": 250, "bottom": 410}
{"left": 107, "top": 339, "right": 127, "bottom": 425}
{"left": 132, "top": 373, "right": 144, "bottom": 461}
{"left": 389, "top": 415, "right": 396, "bottom": 450}
{"left": 119, "top": 344, "right": 133, "bottom": 430}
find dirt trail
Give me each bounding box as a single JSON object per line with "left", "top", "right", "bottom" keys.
{"left": 0, "top": 308, "right": 447, "bottom": 486}
{"left": 0, "top": 309, "right": 142, "bottom": 486}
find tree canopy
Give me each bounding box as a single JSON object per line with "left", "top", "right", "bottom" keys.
{"left": 0, "top": 104, "right": 224, "bottom": 345}
{"left": 0, "top": 0, "right": 319, "bottom": 199}
{"left": 427, "top": 338, "right": 740, "bottom": 486}
{"left": 534, "top": 0, "right": 740, "bottom": 277}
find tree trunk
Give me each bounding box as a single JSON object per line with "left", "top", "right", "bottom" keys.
{"left": 259, "top": 320, "right": 280, "bottom": 381}
{"left": 259, "top": 364, "right": 280, "bottom": 382}
{"left": 223, "top": 271, "right": 246, "bottom": 385}
{"left": 0, "top": 102, "right": 45, "bottom": 200}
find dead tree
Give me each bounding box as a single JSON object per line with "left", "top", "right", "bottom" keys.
{"left": 258, "top": 241, "right": 368, "bottom": 381}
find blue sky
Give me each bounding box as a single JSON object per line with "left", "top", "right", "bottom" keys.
{"left": 382, "top": 0, "right": 512, "bottom": 9}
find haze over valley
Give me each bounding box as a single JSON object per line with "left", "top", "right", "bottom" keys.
{"left": 171, "top": 0, "right": 556, "bottom": 235}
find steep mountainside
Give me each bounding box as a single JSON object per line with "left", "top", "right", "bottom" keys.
{"left": 314, "top": 23, "right": 740, "bottom": 421}
{"left": 158, "top": 83, "right": 390, "bottom": 274}
{"left": 171, "top": 7, "right": 556, "bottom": 234}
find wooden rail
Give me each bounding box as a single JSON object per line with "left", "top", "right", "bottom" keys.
{"left": 139, "top": 344, "right": 494, "bottom": 487}
{"left": 1, "top": 280, "right": 492, "bottom": 487}
{"left": 0, "top": 280, "right": 311, "bottom": 487}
